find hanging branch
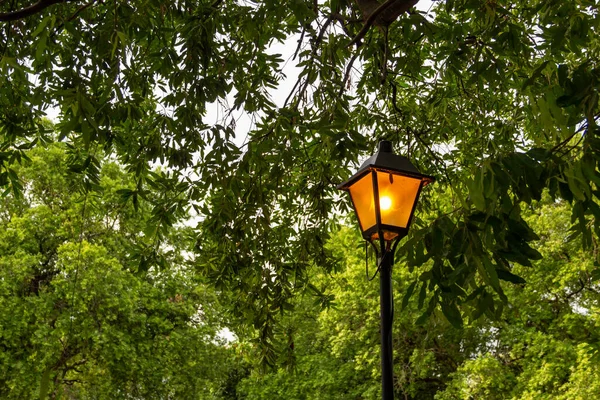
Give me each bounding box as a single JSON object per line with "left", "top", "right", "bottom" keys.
{"left": 347, "top": 0, "right": 418, "bottom": 48}
{"left": 329, "top": 12, "right": 355, "bottom": 38}
{"left": 339, "top": 51, "right": 360, "bottom": 96}
{"left": 285, "top": 16, "right": 335, "bottom": 110}
{"left": 0, "top": 0, "right": 76, "bottom": 22}
{"left": 550, "top": 122, "right": 589, "bottom": 154}
{"left": 390, "top": 83, "right": 452, "bottom": 184}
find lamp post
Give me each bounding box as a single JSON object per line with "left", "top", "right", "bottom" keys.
{"left": 337, "top": 141, "right": 433, "bottom": 400}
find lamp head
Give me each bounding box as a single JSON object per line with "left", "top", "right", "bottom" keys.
{"left": 337, "top": 141, "right": 434, "bottom": 244}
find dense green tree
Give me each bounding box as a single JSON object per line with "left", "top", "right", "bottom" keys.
{"left": 240, "top": 230, "right": 454, "bottom": 399}
{"left": 1, "top": 0, "right": 600, "bottom": 358}
{"left": 226, "top": 226, "right": 482, "bottom": 399}
{"left": 226, "top": 197, "right": 599, "bottom": 399}
{"left": 436, "top": 195, "right": 600, "bottom": 400}
{"left": 0, "top": 144, "right": 229, "bottom": 399}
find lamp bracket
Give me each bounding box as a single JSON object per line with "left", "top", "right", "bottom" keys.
{"left": 365, "top": 234, "right": 404, "bottom": 281}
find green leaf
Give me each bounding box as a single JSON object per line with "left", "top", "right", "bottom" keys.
{"left": 496, "top": 269, "right": 526, "bottom": 284}
{"left": 402, "top": 281, "right": 417, "bottom": 310}
{"left": 482, "top": 257, "right": 500, "bottom": 292}
{"left": 31, "top": 16, "right": 50, "bottom": 38}
{"left": 581, "top": 155, "right": 600, "bottom": 187}
{"left": 559, "top": 181, "right": 574, "bottom": 202}
{"left": 496, "top": 249, "right": 533, "bottom": 267}
{"left": 1, "top": 56, "right": 21, "bottom": 70}
{"left": 556, "top": 94, "right": 578, "bottom": 108}
{"left": 468, "top": 170, "right": 486, "bottom": 211}
{"left": 522, "top": 60, "right": 550, "bottom": 90}
{"left": 416, "top": 295, "right": 437, "bottom": 325}
{"left": 471, "top": 291, "right": 493, "bottom": 321}
{"left": 508, "top": 218, "right": 540, "bottom": 241}
{"left": 526, "top": 148, "right": 551, "bottom": 161}
{"left": 417, "top": 282, "right": 427, "bottom": 310}
{"left": 517, "top": 242, "right": 543, "bottom": 261}
{"left": 441, "top": 300, "right": 463, "bottom": 329}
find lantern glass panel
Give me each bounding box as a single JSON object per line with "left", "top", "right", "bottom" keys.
{"left": 376, "top": 171, "right": 422, "bottom": 229}
{"left": 348, "top": 172, "right": 376, "bottom": 233}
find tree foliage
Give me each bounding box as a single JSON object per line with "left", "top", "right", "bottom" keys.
{"left": 226, "top": 200, "right": 600, "bottom": 399}
{"left": 1, "top": 0, "right": 599, "bottom": 358}
{"left": 435, "top": 196, "right": 600, "bottom": 400}
{"left": 0, "top": 145, "right": 229, "bottom": 398}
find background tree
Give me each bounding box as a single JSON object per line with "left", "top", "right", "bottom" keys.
{"left": 222, "top": 197, "right": 599, "bottom": 399}
{"left": 436, "top": 195, "right": 600, "bottom": 400}
{"left": 0, "top": 143, "right": 230, "bottom": 399}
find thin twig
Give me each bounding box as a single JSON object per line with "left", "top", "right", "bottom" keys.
{"left": 283, "top": 77, "right": 301, "bottom": 109}
{"left": 51, "top": 0, "right": 96, "bottom": 36}
{"left": 412, "top": 127, "right": 449, "bottom": 182}
{"left": 329, "top": 11, "right": 353, "bottom": 38}
{"left": 293, "top": 25, "right": 306, "bottom": 61}
{"left": 550, "top": 123, "right": 587, "bottom": 153}
{"left": 293, "top": 16, "right": 334, "bottom": 110}
{"left": 339, "top": 51, "right": 360, "bottom": 96}
{"left": 380, "top": 26, "right": 389, "bottom": 83}
{"left": 388, "top": 82, "right": 451, "bottom": 184}
{"left": 65, "top": 0, "right": 95, "bottom": 21}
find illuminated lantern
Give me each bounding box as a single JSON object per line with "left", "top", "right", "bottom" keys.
{"left": 337, "top": 140, "right": 434, "bottom": 245}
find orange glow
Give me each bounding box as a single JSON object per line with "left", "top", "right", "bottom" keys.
{"left": 376, "top": 171, "right": 421, "bottom": 229}
{"left": 348, "top": 173, "right": 376, "bottom": 232}
{"left": 347, "top": 170, "right": 423, "bottom": 242}
{"left": 379, "top": 196, "right": 392, "bottom": 210}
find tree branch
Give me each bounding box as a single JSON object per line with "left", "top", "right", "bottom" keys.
{"left": 564, "top": 278, "right": 586, "bottom": 300}
{"left": 550, "top": 123, "right": 587, "bottom": 154}
{"left": 391, "top": 86, "right": 450, "bottom": 184}
{"left": 339, "top": 51, "right": 360, "bottom": 96}
{"left": 292, "top": 25, "right": 306, "bottom": 61}
{"left": 51, "top": 0, "right": 96, "bottom": 37}
{"left": 291, "top": 16, "right": 334, "bottom": 110}
{"left": 347, "top": 0, "right": 418, "bottom": 48}
{"left": 0, "top": 0, "right": 74, "bottom": 22}
{"left": 329, "top": 12, "right": 354, "bottom": 38}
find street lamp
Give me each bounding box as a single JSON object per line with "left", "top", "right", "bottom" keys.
{"left": 337, "top": 140, "right": 433, "bottom": 400}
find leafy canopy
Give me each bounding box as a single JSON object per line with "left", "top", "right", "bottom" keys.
{"left": 0, "top": 144, "right": 230, "bottom": 399}
{"left": 1, "top": 0, "right": 600, "bottom": 353}
{"left": 225, "top": 199, "right": 600, "bottom": 399}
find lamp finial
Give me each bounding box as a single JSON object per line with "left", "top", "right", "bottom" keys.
{"left": 378, "top": 141, "right": 393, "bottom": 153}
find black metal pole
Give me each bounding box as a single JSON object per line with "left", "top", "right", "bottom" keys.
{"left": 378, "top": 249, "right": 394, "bottom": 400}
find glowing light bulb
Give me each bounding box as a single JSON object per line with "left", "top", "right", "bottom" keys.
{"left": 379, "top": 196, "right": 392, "bottom": 211}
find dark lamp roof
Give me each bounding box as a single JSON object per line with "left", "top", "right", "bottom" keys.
{"left": 337, "top": 141, "right": 434, "bottom": 189}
